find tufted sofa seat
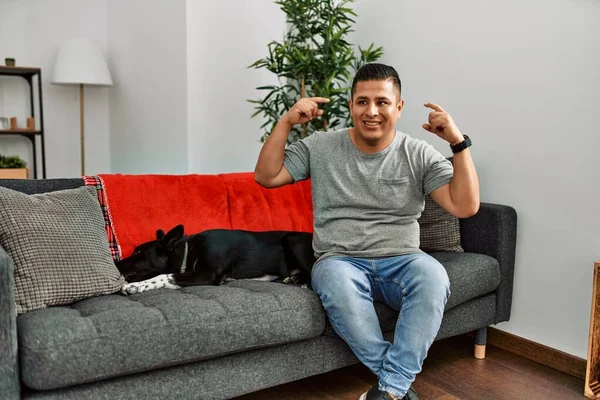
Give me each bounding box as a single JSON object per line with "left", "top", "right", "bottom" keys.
{"left": 18, "top": 280, "right": 325, "bottom": 391}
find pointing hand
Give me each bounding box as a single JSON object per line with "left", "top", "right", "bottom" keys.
{"left": 284, "top": 97, "right": 330, "bottom": 126}
{"left": 422, "top": 103, "right": 463, "bottom": 145}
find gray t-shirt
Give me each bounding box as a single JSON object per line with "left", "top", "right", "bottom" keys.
{"left": 283, "top": 128, "right": 453, "bottom": 260}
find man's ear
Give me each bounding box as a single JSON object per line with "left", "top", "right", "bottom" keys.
{"left": 397, "top": 98, "right": 404, "bottom": 116}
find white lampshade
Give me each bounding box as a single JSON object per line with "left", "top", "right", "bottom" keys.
{"left": 52, "top": 38, "right": 113, "bottom": 86}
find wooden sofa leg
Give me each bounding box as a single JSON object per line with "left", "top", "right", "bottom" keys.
{"left": 474, "top": 327, "right": 487, "bottom": 359}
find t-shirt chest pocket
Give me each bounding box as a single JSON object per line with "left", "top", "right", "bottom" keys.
{"left": 378, "top": 176, "right": 410, "bottom": 207}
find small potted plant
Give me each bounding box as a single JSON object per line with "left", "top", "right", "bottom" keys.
{"left": 0, "top": 154, "right": 28, "bottom": 179}
{"left": 4, "top": 57, "right": 16, "bottom": 67}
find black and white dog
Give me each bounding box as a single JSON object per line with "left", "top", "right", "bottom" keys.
{"left": 116, "top": 225, "right": 316, "bottom": 295}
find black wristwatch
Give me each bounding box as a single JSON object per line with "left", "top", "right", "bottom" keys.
{"left": 450, "top": 135, "right": 471, "bottom": 154}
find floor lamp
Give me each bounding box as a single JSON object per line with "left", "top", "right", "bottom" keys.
{"left": 52, "top": 38, "right": 113, "bottom": 176}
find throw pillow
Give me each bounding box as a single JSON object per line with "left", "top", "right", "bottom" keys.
{"left": 0, "top": 186, "right": 124, "bottom": 314}
{"left": 418, "top": 195, "right": 464, "bottom": 253}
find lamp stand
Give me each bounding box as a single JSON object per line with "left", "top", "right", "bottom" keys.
{"left": 79, "top": 83, "right": 85, "bottom": 176}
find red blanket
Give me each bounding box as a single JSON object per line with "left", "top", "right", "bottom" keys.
{"left": 85, "top": 173, "right": 313, "bottom": 260}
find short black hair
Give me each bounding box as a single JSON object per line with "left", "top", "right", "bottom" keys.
{"left": 351, "top": 63, "right": 402, "bottom": 100}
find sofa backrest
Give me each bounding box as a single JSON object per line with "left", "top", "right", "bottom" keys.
{"left": 0, "top": 173, "right": 314, "bottom": 260}
{"left": 0, "top": 178, "right": 84, "bottom": 194}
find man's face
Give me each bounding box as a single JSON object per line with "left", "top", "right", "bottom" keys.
{"left": 349, "top": 79, "right": 403, "bottom": 147}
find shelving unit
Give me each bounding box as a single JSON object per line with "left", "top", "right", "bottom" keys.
{"left": 0, "top": 66, "right": 46, "bottom": 178}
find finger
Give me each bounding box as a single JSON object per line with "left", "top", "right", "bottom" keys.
{"left": 298, "top": 104, "right": 319, "bottom": 120}
{"left": 307, "top": 97, "right": 330, "bottom": 103}
{"left": 428, "top": 111, "right": 446, "bottom": 118}
{"left": 298, "top": 100, "right": 319, "bottom": 116}
{"left": 429, "top": 114, "right": 447, "bottom": 124}
{"left": 298, "top": 102, "right": 314, "bottom": 113}
{"left": 429, "top": 119, "right": 447, "bottom": 132}
{"left": 424, "top": 102, "right": 446, "bottom": 112}
{"left": 428, "top": 112, "right": 445, "bottom": 123}
{"left": 422, "top": 123, "right": 432, "bottom": 132}
{"left": 309, "top": 101, "right": 319, "bottom": 116}
{"left": 295, "top": 105, "right": 311, "bottom": 119}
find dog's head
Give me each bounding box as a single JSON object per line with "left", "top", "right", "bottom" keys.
{"left": 116, "top": 224, "right": 184, "bottom": 282}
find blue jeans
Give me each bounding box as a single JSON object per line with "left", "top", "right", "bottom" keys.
{"left": 311, "top": 253, "right": 450, "bottom": 398}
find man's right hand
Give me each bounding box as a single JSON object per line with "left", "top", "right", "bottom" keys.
{"left": 255, "top": 97, "right": 329, "bottom": 188}
{"left": 282, "top": 97, "right": 330, "bottom": 126}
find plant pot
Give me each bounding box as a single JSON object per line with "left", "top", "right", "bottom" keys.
{"left": 0, "top": 168, "right": 28, "bottom": 179}
{"left": 5, "top": 58, "right": 15, "bottom": 67}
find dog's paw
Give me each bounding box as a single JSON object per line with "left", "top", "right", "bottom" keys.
{"left": 164, "top": 274, "right": 182, "bottom": 290}
{"left": 121, "top": 282, "right": 142, "bottom": 295}
{"left": 283, "top": 275, "right": 302, "bottom": 285}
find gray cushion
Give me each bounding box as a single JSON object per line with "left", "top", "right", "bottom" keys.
{"left": 419, "top": 195, "right": 464, "bottom": 252}
{"left": 17, "top": 279, "right": 326, "bottom": 391}
{"left": 0, "top": 186, "right": 124, "bottom": 314}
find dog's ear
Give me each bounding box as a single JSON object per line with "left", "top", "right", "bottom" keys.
{"left": 156, "top": 229, "right": 165, "bottom": 239}
{"left": 162, "top": 224, "right": 184, "bottom": 250}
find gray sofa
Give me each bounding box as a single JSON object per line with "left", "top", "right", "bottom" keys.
{"left": 0, "top": 177, "right": 517, "bottom": 400}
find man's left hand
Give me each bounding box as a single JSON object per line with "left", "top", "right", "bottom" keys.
{"left": 422, "top": 103, "right": 464, "bottom": 145}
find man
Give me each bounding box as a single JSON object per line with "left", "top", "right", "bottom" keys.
{"left": 254, "top": 63, "right": 479, "bottom": 400}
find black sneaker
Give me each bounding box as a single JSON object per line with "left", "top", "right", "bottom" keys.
{"left": 403, "top": 386, "right": 419, "bottom": 400}
{"left": 359, "top": 385, "right": 419, "bottom": 400}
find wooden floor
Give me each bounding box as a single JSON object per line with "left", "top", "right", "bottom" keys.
{"left": 235, "top": 335, "right": 585, "bottom": 400}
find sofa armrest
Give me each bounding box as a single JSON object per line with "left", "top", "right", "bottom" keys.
{"left": 0, "top": 245, "right": 20, "bottom": 399}
{"left": 459, "top": 202, "right": 517, "bottom": 323}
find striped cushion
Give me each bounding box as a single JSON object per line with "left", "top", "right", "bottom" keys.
{"left": 419, "top": 195, "right": 463, "bottom": 253}
{"left": 0, "top": 186, "right": 124, "bottom": 314}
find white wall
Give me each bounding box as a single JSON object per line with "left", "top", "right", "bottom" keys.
{"left": 106, "top": 0, "right": 282, "bottom": 175}
{"left": 352, "top": 0, "right": 600, "bottom": 358}
{"left": 0, "top": 0, "right": 286, "bottom": 176}
{"left": 107, "top": 0, "right": 188, "bottom": 174}
{"left": 0, "top": 0, "right": 110, "bottom": 177}
{"left": 186, "top": 0, "right": 285, "bottom": 174}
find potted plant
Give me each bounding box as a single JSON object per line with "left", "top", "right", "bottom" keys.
{"left": 248, "top": 0, "right": 384, "bottom": 144}
{"left": 4, "top": 57, "right": 16, "bottom": 67}
{"left": 0, "top": 154, "right": 28, "bottom": 179}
